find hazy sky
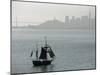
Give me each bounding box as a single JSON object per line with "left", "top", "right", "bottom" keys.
{"left": 12, "top": 1, "right": 95, "bottom": 26}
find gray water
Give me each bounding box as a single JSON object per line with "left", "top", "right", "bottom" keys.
{"left": 11, "top": 29, "right": 95, "bottom": 74}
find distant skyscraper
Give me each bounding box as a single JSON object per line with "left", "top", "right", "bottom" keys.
{"left": 65, "top": 16, "right": 69, "bottom": 25}
{"left": 70, "top": 16, "right": 75, "bottom": 25}
{"left": 81, "top": 16, "right": 89, "bottom": 26}
{"left": 76, "top": 17, "right": 81, "bottom": 25}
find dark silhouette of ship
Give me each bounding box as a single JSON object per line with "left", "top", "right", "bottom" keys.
{"left": 30, "top": 37, "right": 55, "bottom": 66}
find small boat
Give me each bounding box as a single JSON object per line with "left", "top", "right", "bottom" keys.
{"left": 30, "top": 37, "right": 55, "bottom": 66}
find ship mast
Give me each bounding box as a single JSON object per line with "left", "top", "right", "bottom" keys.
{"left": 39, "top": 36, "right": 55, "bottom": 60}
{"left": 36, "top": 43, "right": 38, "bottom": 60}
{"left": 44, "top": 36, "right": 55, "bottom": 59}
{"left": 44, "top": 36, "right": 47, "bottom": 47}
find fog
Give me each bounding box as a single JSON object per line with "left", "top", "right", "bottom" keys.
{"left": 12, "top": 1, "right": 95, "bottom": 27}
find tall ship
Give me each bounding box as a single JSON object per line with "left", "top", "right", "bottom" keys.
{"left": 30, "top": 37, "right": 55, "bottom": 66}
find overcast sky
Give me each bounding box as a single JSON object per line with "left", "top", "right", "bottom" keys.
{"left": 12, "top": 1, "right": 95, "bottom": 26}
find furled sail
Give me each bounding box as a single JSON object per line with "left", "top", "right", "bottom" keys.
{"left": 39, "top": 47, "right": 47, "bottom": 59}
{"left": 36, "top": 50, "right": 38, "bottom": 59}
{"left": 49, "top": 47, "right": 55, "bottom": 58}
{"left": 30, "top": 50, "right": 33, "bottom": 57}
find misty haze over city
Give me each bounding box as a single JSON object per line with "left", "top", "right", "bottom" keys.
{"left": 12, "top": 1, "right": 95, "bottom": 30}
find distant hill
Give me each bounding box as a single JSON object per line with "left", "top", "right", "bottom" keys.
{"left": 27, "top": 18, "right": 95, "bottom": 30}
{"left": 36, "top": 19, "right": 67, "bottom": 29}
{"left": 13, "top": 18, "right": 95, "bottom": 30}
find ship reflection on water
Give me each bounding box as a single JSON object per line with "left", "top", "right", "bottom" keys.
{"left": 31, "top": 64, "right": 55, "bottom": 72}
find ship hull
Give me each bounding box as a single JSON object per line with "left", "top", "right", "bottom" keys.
{"left": 32, "top": 60, "right": 52, "bottom": 66}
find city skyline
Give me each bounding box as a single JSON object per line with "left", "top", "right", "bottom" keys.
{"left": 12, "top": 1, "right": 95, "bottom": 26}
{"left": 12, "top": 15, "right": 95, "bottom": 30}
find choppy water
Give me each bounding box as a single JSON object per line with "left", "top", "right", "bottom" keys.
{"left": 11, "top": 29, "right": 95, "bottom": 74}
